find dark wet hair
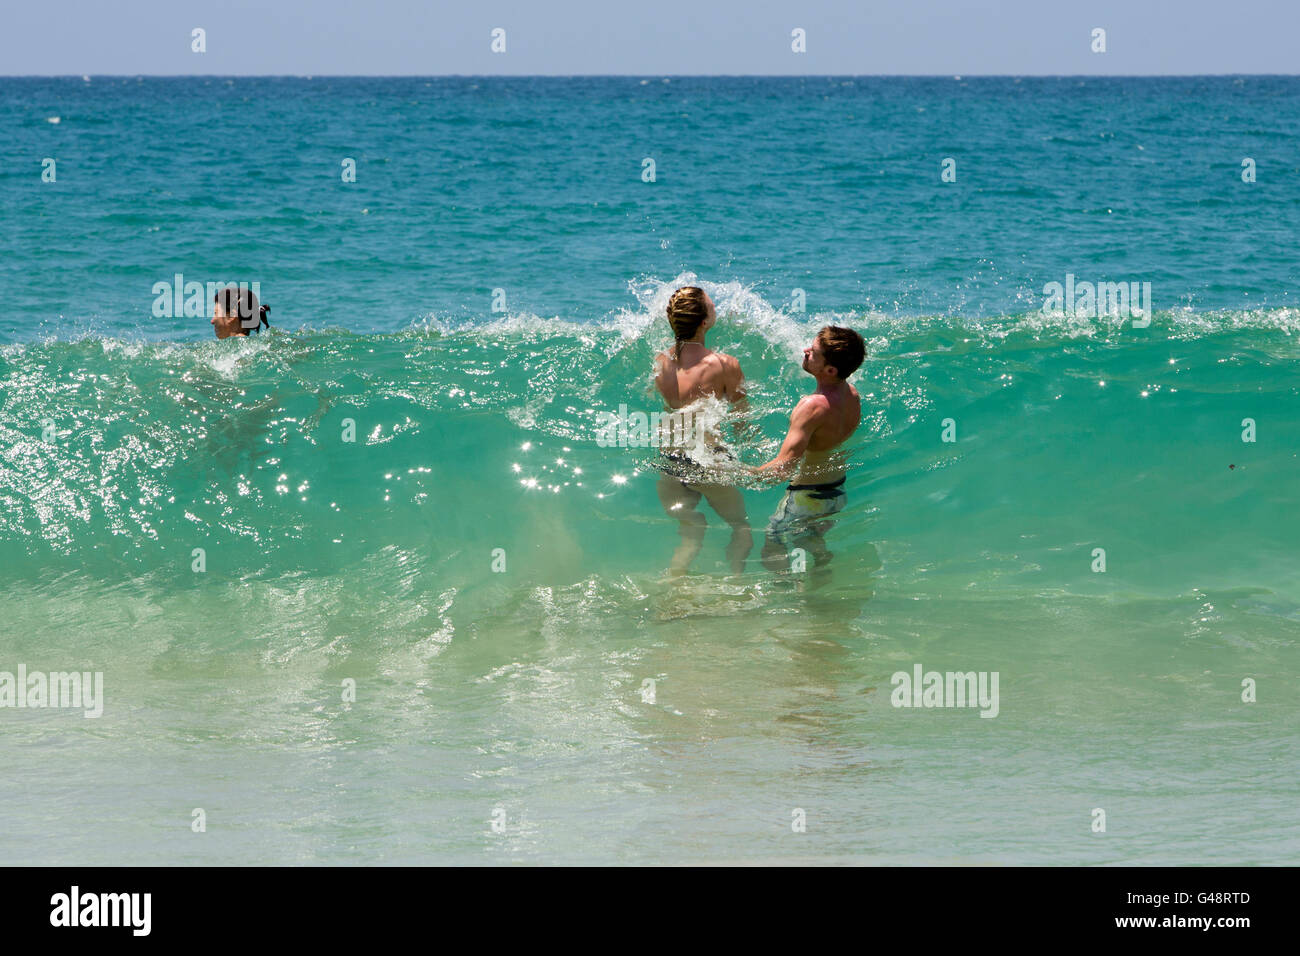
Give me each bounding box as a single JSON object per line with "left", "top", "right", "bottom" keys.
{"left": 666, "top": 286, "right": 710, "bottom": 361}
{"left": 214, "top": 285, "right": 270, "bottom": 333}
{"left": 817, "top": 325, "right": 865, "bottom": 379}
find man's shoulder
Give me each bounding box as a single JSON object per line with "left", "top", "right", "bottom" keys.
{"left": 795, "top": 392, "right": 832, "bottom": 419}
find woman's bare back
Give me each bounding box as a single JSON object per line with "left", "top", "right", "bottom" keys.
{"left": 655, "top": 343, "right": 743, "bottom": 409}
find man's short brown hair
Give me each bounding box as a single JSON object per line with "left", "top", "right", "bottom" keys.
{"left": 817, "top": 325, "right": 865, "bottom": 379}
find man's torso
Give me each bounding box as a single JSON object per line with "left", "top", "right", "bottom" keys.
{"left": 793, "top": 384, "right": 861, "bottom": 484}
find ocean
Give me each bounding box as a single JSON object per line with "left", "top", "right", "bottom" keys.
{"left": 1, "top": 76, "right": 1297, "bottom": 864}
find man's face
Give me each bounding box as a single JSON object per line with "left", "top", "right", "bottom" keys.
{"left": 211, "top": 302, "right": 245, "bottom": 339}
{"left": 802, "top": 337, "right": 830, "bottom": 376}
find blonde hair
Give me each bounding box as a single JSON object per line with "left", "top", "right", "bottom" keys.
{"left": 666, "top": 286, "right": 710, "bottom": 360}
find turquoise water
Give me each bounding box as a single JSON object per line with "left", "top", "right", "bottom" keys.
{"left": 1, "top": 77, "right": 1298, "bottom": 864}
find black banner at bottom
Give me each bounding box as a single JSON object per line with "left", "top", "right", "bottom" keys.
{"left": 0, "top": 865, "right": 1285, "bottom": 942}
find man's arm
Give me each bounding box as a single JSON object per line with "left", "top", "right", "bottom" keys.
{"left": 754, "top": 396, "right": 821, "bottom": 483}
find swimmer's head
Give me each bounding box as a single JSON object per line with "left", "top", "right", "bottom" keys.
{"left": 804, "top": 325, "right": 865, "bottom": 381}
{"left": 666, "top": 286, "right": 715, "bottom": 359}
{"left": 211, "top": 285, "right": 270, "bottom": 339}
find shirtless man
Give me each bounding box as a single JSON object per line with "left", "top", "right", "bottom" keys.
{"left": 754, "top": 325, "right": 865, "bottom": 572}
{"left": 653, "top": 286, "right": 751, "bottom": 576}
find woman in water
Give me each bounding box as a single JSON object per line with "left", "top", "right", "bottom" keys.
{"left": 653, "top": 286, "right": 751, "bottom": 575}
{"left": 210, "top": 285, "right": 270, "bottom": 339}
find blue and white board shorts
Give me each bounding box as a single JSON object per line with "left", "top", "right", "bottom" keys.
{"left": 765, "top": 476, "right": 847, "bottom": 549}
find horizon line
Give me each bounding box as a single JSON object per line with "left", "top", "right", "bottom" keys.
{"left": 5, "top": 72, "right": 1300, "bottom": 79}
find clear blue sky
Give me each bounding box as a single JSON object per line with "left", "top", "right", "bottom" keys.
{"left": 2, "top": 0, "right": 1296, "bottom": 75}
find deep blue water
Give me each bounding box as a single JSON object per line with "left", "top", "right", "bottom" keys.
{"left": 1, "top": 77, "right": 1297, "bottom": 865}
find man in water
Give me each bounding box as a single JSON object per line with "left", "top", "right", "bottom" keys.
{"left": 754, "top": 325, "right": 865, "bottom": 572}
